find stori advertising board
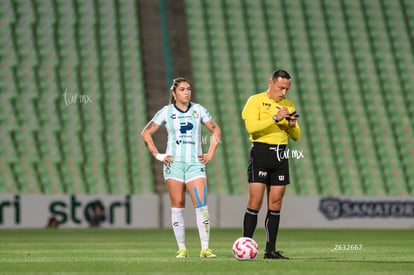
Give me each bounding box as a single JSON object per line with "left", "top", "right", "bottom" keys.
{"left": 1, "top": 195, "right": 413, "bottom": 228}
{"left": 0, "top": 194, "right": 158, "bottom": 228}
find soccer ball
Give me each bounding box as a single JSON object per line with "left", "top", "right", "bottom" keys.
{"left": 232, "top": 237, "right": 259, "bottom": 260}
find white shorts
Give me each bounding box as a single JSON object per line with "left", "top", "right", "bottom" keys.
{"left": 163, "top": 161, "right": 206, "bottom": 183}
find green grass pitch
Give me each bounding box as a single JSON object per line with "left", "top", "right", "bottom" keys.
{"left": 0, "top": 228, "right": 413, "bottom": 274}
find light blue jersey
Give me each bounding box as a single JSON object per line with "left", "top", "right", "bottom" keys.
{"left": 152, "top": 102, "right": 211, "bottom": 163}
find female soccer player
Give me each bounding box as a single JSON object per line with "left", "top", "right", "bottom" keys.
{"left": 141, "top": 77, "right": 221, "bottom": 258}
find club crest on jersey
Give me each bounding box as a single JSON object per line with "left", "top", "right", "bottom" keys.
{"left": 192, "top": 110, "right": 199, "bottom": 118}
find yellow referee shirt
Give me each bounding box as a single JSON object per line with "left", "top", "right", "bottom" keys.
{"left": 241, "top": 92, "right": 301, "bottom": 144}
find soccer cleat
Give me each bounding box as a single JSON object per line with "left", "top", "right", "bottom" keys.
{"left": 200, "top": 248, "right": 217, "bottom": 258}
{"left": 263, "top": 250, "right": 289, "bottom": 259}
{"left": 176, "top": 249, "right": 187, "bottom": 258}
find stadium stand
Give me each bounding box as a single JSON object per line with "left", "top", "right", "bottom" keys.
{"left": 0, "top": 0, "right": 413, "bottom": 196}
{"left": 0, "top": 0, "right": 153, "bottom": 195}
{"left": 185, "top": 0, "right": 414, "bottom": 195}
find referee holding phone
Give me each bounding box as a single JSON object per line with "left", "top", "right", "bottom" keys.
{"left": 241, "top": 70, "right": 301, "bottom": 259}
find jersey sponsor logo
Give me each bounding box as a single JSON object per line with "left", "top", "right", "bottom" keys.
{"left": 179, "top": 122, "right": 193, "bottom": 134}
{"left": 170, "top": 114, "right": 193, "bottom": 120}
{"left": 262, "top": 102, "right": 271, "bottom": 109}
{"left": 176, "top": 139, "right": 195, "bottom": 145}
{"left": 170, "top": 111, "right": 194, "bottom": 119}
{"left": 258, "top": 171, "right": 267, "bottom": 177}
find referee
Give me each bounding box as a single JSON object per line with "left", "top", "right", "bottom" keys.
{"left": 241, "top": 70, "right": 301, "bottom": 259}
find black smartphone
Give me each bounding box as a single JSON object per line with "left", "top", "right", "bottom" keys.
{"left": 286, "top": 112, "right": 300, "bottom": 120}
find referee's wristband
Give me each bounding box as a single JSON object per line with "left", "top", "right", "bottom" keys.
{"left": 155, "top": 153, "right": 166, "bottom": 162}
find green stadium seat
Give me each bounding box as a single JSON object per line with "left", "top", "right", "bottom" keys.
{"left": 0, "top": 161, "right": 17, "bottom": 193}
{"left": 2, "top": 0, "right": 413, "bottom": 196}
{"left": 0, "top": 0, "right": 15, "bottom": 23}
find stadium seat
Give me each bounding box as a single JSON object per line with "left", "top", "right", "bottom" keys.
{"left": 1, "top": 0, "right": 413, "bottom": 196}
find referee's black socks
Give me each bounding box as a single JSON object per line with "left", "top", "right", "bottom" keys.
{"left": 265, "top": 209, "right": 280, "bottom": 252}
{"left": 243, "top": 208, "right": 258, "bottom": 238}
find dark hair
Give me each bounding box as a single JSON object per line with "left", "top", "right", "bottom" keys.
{"left": 93, "top": 200, "right": 104, "bottom": 210}
{"left": 271, "top": 70, "right": 291, "bottom": 80}
{"left": 169, "top": 77, "right": 191, "bottom": 104}
{"left": 47, "top": 216, "right": 58, "bottom": 228}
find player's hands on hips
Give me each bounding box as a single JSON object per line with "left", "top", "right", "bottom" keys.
{"left": 155, "top": 153, "right": 173, "bottom": 163}
{"left": 198, "top": 154, "right": 212, "bottom": 164}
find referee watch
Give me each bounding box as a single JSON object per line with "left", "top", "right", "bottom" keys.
{"left": 272, "top": 115, "right": 280, "bottom": 123}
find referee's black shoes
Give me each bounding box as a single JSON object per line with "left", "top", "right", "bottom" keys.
{"left": 263, "top": 251, "right": 289, "bottom": 259}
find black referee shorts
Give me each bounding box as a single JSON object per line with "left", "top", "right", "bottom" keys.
{"left": 247, "top": 142, "right": 290, "bottom": 186}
